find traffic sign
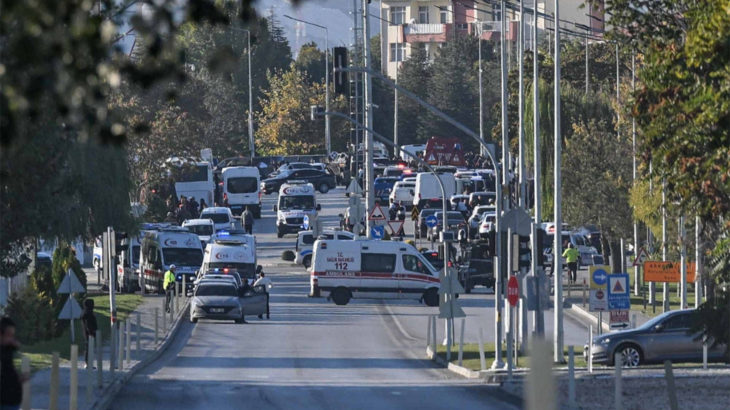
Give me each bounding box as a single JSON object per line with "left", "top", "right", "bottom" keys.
{"left": 632, "top": 247, "right": 649, "bottom": 267}
{"left": 388, "top": 220, "right": 404, "bottom": 236}
{"left": 368, "top": 204, "right": 386, "bottom": 221}
{"left": 58, "top": 297, "right": 82, "bottom": 320}
{"left": 643, "top": 261, "right": 696, "bottom": 283}
{"left": 589, "top": 265, "right": 609, "bottom": 290}
{"left": 507, "top": 276, "right": 519, "bottom": 306}
{"left": 438, "top": 299, "right": 466, "bottom": 319}
{"left": 347, "top": 180, "right": 363, "bottom": 195}
{"left": 302, "top": 215, "right": 310, "bottom": 230}
{"left": 370, "top": 225, "right": 385, "bottom": 239}
{"left": 607, "top": 273, "right": 630, "bottom": 310}
{"left": 589, "top": 288, "right": 607, "bottom": 312}
{"left": 425, "top": 215, "right": 438, "bottom": 228}
{"left": 610, "top": 310, "right": 630, "bottom": 329}
{"left": 57, "top": 270, "right": 85, "bottom": 294}
{"left": 410, "top": 206, "right": 419, "bottom": 221}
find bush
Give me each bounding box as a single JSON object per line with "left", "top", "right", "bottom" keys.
{"left": 51, "top": 244, "right": 86, "bottom": 301}
{"left": 281, "top": 250, "right": 295, "bottom": 261}
{"left": 4, "top": 286, "right": 58, "bottom": 343}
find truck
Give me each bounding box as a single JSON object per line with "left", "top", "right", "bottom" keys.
{"left": 424, "top": 137, "right": 465, "bottom": 167}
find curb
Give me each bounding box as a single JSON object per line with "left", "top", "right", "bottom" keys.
{"left": 425, "top": 346, "right": 483, "bottom": 379}
{"left": 566, "top": 300, "right": 610, "bottom": 333}
{"left": 88, "top": 299, "right": 190, "bottom": 410}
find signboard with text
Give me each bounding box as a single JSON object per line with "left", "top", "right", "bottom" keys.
{"left": 643, "top": 261, "right": 696, "bottom": 283}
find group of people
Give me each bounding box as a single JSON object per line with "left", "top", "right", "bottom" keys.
{"left": 165, "top": 195, "right": 208, "bottom": 225}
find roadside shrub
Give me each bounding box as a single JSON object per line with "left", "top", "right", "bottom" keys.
{"left": 5, "top": 286, "right": 58, "bottom": 343}
{"left": 281, "top": 250, "right": 295, "bottom": 261}
{"left": 51, "top": 244, "right": 86, "bottom": 301}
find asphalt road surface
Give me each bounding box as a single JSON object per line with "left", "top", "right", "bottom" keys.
{"left": 111, "top": 188, "right": 587, "bottom": 409}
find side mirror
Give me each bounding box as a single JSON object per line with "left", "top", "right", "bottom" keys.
{"left": 654, "top": 324, "right": 664, "bottom": 333}
{"left": 409, "top": 189, "right": 415, "bottom": 196}
{"left": 273, "top": 205, "right": 278, "bottom": 212}
{"left": 256, "top": 265, "right": 263, "bottom": 274}
{"left": 316, "top": 204, "right": 321, "bottom": 211}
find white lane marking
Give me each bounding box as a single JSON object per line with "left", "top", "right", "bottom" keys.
{"left": 383, "top": 302, "right": 419, "bottom": 342}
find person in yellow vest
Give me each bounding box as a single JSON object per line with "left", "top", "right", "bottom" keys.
{"left": 562, "top": 243, "right": 579, "bottom": 284}
{"left": 163, "top": 265, "right": 177, "bottom": 313}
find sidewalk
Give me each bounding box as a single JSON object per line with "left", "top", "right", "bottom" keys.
{"left": 26, "top": 293, "right": 189, "bottom": 410}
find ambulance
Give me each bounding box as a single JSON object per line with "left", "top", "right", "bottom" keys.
{"left": 274, "top": 182, "right": 321, "bottom": 238}
{"left": 200, "top": 234, "right": 258, "bottom": 281}
{"left": 310, "top": 239, "right": 441, "bottom": 306}
{"left": 139, "top": 225, "right": 204, "bottom": 294}
{"left": 116, "top": 233, "right": 142, "bottom": 293}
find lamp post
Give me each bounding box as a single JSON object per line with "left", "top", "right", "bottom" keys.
{"left": 284, "top": 15, "right": 331, "bottom": 154}
{"left": 230, "top": 28, "right": 255, "bottom": 158}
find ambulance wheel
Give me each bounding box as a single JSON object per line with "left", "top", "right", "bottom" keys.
{"left": 332, "top": 287, "right": 351, "bottom": 305}
{"left": 319, "top": 183, "right": 330, "bottom": 194}
{"left": 423, "top": 288, "right": 439, "bottom": 307}
{"left": 303, "top": 255, "right": 312, "bottom": 269}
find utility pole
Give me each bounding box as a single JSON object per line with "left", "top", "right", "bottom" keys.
{"left": 680, "top": 216, "right": 687, "bottom": 309}
{"left": 662, "top": 179, "right": 669, "bottom": 312}
{"left": 362, "top": 0, "right": 374, "bottom": 237}
{"left": 553, "top": 0, "right": 564, "bottom": 363}
{"left": 394, "top": 24, "right": 399, "bottom": 158}
{"left": 518, "top": 0, "right": 526, "bottom": 208}
{"left": 246, "top": 30, "right": 255, "bottom": 159}
{"left": 478, "top": 24, "right": 485, "bottom": 156}
{"left": 695, "top": 216, "right": 702, "bottom": 308}
{"left": 632, "top": 52, "right": 639, "bottom": 295}
{"left": 531, "top": 0, "right": 544, "bottom": 337}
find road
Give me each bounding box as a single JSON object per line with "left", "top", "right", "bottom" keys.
{"left": 111, "top": 188, "right": 587, "bottom": 409}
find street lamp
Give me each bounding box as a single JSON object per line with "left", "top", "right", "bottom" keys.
{"left": 284, "top": 15, "right": 331, "bottom": 154}
{"left": 230, "top": 27, "right": 255, "bottom": 159}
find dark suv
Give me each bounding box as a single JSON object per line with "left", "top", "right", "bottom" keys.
{"left": 262, "top": 169, "right": 336, "bottom": 194}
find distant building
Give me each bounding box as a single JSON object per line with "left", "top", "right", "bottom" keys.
{"left": 378, "top": 0, "right": 605, "bottom": 78}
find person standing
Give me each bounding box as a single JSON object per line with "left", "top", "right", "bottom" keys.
{"left": 253, "top": 271, "right": 272, "bottom": 320}
{"left": 562, "top": 243, "right": 579, "bottom": 284}
{"left": 81, "top": 299, "right": 98, "bottom": 369}
{"left": 1, "top": 317, "right": 24, "bottom": 410}
{"left": 242, "top": 206, "right": 254, "bottom": 234}
{"left": 163, "top": 265, "right": 177, "bottom": 313}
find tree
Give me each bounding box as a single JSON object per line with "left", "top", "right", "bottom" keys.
{"left": 295, "top": 42, "right": 327, "bottom": 84}
{"left": 255, "top": 65, "right": 348, "bottom": 155}
{"left": 394, "top": 44, "right": 433, "bottom": 147}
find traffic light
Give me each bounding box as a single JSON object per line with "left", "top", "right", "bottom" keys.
{"left": 115, "top": 232, "right": 128, "bottom": 254}
{"left": 512, "top": 234, "right": 532, "bottom": 271}
{"left": 333, "top": 47, "right": 348, "bottom": 95}
{"left": 536, "top": 228, "right": 547, "bottom": 267}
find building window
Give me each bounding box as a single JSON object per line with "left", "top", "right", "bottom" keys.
{"left": 390, "top": 43, "right": 405, "bottom": 62}
{"left": 418, "top": 6, "right": 429, "bottom": 24}
{"left": 390, "top": 6, "right": 405, "bottom": 25}
{"left": 456, "top": 23, "right": 469, "bottom": 30}
{"left": 440, "top": 9, "right": 449, "bottom": 24}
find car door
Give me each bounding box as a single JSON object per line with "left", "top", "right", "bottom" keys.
{"left": 360, "top": 253, "right": 397, "bottom": 299}
{"left": 399, "top": 253, "right": 437, "bottom": 299}
{"left": 240, "top": 288, "right": 267, "bottom": 316}
{"left": 647, "top": 313, "right": 694, "bottom": 361}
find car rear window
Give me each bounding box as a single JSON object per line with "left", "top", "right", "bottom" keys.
{"left": 195, "top": 284, "right": 237, "bottom": 297}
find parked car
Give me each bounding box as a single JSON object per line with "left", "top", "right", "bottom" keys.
{"left": 389, "top": 180, "right": 415, "bottom": 210}
{"left": 262, "top": 168, "right": 336, "bottom": 194}
{"left": 585, "top": 309, "right": 726, "bottom": 367}
{"left": 467, "top": 205, "right": 495, "bottom": 238}
{"left": 427, "top": 211, "right": 466, "bottom": 242}
{"left": 374, "top": 177, "right": 399, "bottom": 203}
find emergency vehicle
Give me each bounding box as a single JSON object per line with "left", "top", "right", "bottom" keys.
{"left": 201, "top": 234, "right": 257, "bottom": 281}
{"left": 295, "top": 229, "right": 355, "bottom": 268}
{"left": 310, "top": 240, "right": 441, "bottom": 306}
{"left": 139, "top": 225, "right": 204, "bottom": 294}
{"left": 116, "top": 233, "right": 142, "bottom": 293}
{"left": 274, "top": 182, "right": 320, "bottom": 238}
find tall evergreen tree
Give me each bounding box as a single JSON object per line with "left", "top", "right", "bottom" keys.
{"left": 396, "top": 43, "right": 432, "bottom": 146}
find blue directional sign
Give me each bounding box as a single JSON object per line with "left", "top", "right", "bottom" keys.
{"left": 607, "top": 273, "right": 630, "bottom": 310}
{"left": 425, "top": 215, "right": 438, "bottom": 228}
{"left": 370, "top": 225, "right": 385, "bottom": 240}
{"left": 303, "top": 215, "right": 310, "bottom": 230}
{"left": 592, "top": 268, "right": 608, "bottom": 287}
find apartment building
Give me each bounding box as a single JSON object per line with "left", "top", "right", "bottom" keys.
{"left": 379, "top": 0, "right": 605, "bottom": 78}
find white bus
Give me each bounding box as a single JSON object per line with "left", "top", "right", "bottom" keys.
{"left": 166, "top": 157, "right": 215, "bottom": 206}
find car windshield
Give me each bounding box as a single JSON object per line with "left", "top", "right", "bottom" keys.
{"left": 227, "top": 177, "right": 258, "bottom": 193}
{"left": 203, "top": 213, "right": 229, "bottom": 224}
{"left": 162, "top": 248, "right": 203, "bottom": 267}
{"left": 280, "top": 196, "right": 315, "bottom": 210}
{"left": 187, "top": 224, "right": 213, "bottom": 235}
{"left": 195, "top": 284, "right": 238, "bottom": 297}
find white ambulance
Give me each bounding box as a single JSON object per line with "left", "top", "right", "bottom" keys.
{"left": 274, "top": 182, "right": 320, "bottom": 238}
{"left": 310, "top": 239, "right": 441, "bottom": 306}
{"left": 139, "top": 225, "right": 204, "bottom": 294}
{"left": 200, "top": 234, "right": 258, "bottom": 282}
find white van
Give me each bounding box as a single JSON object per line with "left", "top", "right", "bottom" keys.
{"left": 166, "top": 157, "right": 215, "bottom": 205}
{"left": 310, "top": 240, "right": 441, "bottom": 306}
{"left": 139, "top": 226, "right": 204, "bottom": 294}
{"left": 182, "top": 218, "right": 215, "bottom": 247}
{"left": 295, "top": 229, "right": 355, "bottom": 268}
{"left": 222, "top": 166, "right": 261, "bottom": 217}
{"left": 116, "top": 234, "right": 142, "bottom": 293}
{"left": 389, "top": 180, "right": 415, "bottom": 209}
{"left": 414, "top": 173, "right": 456, "bottom": 209}
{"left": 200, "top": 207, "right": 235, "bottom": 232}
{"left": 201, "top": 235, "right": 257, "bottom": 281}
{"left": 400, "top": 144, "right": 426, "bottom": 161}
{"left": 274, "top": 182, "right": 321, "bottom": 238}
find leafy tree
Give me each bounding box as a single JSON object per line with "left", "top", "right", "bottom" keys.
{"left": 296, "top": 42, "right": 327, "bottom": 84}
{"left": 394, "top": 43, "right": 433, "bottom": 146}
{"left": 255, "top": 65, "right": 348, "bottom": 155}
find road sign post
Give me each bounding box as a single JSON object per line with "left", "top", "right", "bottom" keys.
{"left": 589, "top": 266, "right": 609, "bottom": 312}
{"left": 607, "top": 273, "right": 630, "bottom": 311}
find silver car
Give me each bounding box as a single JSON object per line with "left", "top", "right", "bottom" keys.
{"left": 585, "top": 309, "right": 726, "bottom": 366}
{"left": 190, "top": 282, "right": 244, "bottom": 323}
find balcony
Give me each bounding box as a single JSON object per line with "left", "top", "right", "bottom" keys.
{"left": 403, "top": 23, "right": 453, "bottom": 43}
